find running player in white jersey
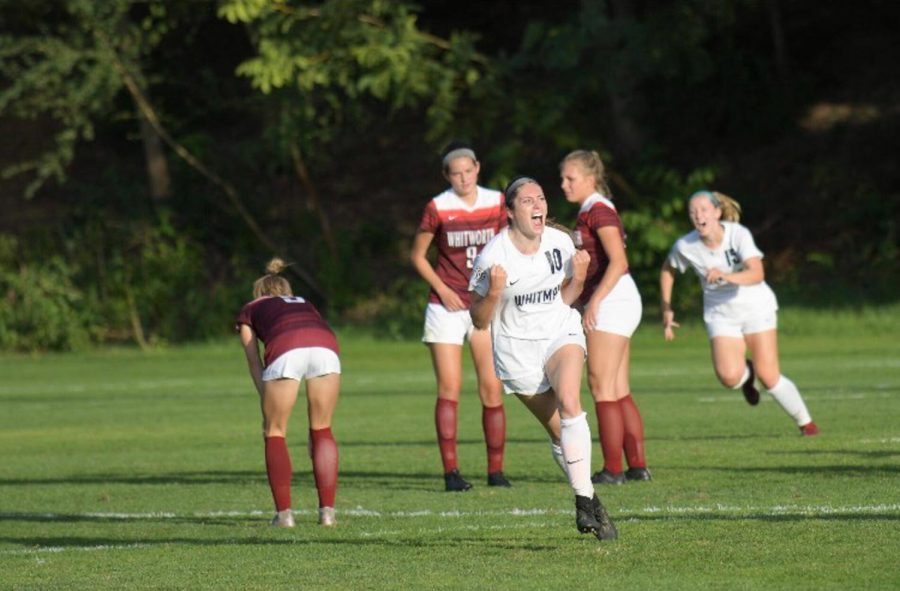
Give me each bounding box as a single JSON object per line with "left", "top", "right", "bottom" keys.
{"left": 410, "top": 143, "right": 510, "bottom": 492}
{"left": 470, "top": 176, "right": 618, "bottom": 541}
{"left": 561, "top": 150, "right": 650, "bottom": 485}
{"left": 660, "top": 190, "right": 819, "bottom": 436}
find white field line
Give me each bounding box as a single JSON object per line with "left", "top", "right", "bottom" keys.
{"left": 3, "top": 502, "right": 898, "bottom": 523}
{"left": 2, "top": 503, "right": 898, "bottom": 556}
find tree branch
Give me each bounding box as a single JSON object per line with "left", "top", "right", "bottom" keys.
{"left": 98, "top": 32, "right": 324, "bottom": 299}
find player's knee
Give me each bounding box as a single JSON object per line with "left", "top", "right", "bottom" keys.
{"left": 437, "top": 383, "right": 462, "bottom": 398}
{"left": 756, "top": 371, "right": 780, "bottom": 390}
{"left": 717, "top": 368, "right": 744, "bottom": 389}
{"left": 263, "top": 423, "right": 288, "bottom": 438}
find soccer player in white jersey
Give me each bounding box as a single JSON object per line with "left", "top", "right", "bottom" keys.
{"left": 660, "top": 190, "right": 819, "bottom": 436}
{"left": 411, "top": 143, "right": 510, "bottom": 492}
{"left": 469, "top": 176, "right": 618, "bottom": 541}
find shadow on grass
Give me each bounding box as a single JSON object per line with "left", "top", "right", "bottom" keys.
{"left": 0, "top": 468, "right": 563, "bottom": 492}
{"left": 0, "top": 534, "right": 563, "bottom": 552}
{"left": 0, "top": 512, "right": 261, "bottom": 526}
{"left": 618, "top": 512, "right": 900, "bottom": 523}
{"left": 0, "top": 471, "right": 267, "bottom": 487}
{"left": 659, "top": 464, "right": 900, "bottom": 476}
{"left": 4, "top": 505, "right": 900, "bottom": 553}
{"left": 766, "top": 449, "right": 900, "bottom": 459}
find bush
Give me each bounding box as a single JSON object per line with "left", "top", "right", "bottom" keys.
{"left": 0, "top": 236, "right": 93, "bottom": 351}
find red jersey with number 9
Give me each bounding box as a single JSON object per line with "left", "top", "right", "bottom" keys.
{"left": 418, "top": 186, "right": 506, "bottom": 307}
{"left": 235, "top": 295, "right": 339, "bottom": 367}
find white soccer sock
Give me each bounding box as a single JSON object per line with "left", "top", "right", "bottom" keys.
{"left": 767, "top": 375, "right": 812, "bottom": 426}
{"left": 731, "top": 365, "right": 751, "bottom": 389}
{"left": 549, "top": 439, "right": 567, "bottom": 476}
{"left": 560, "top": 412, "right": 595, "bottom": 498}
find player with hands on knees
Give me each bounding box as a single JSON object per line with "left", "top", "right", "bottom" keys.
{"left": 236, "top": 258, "right": 342, "bottom": 528}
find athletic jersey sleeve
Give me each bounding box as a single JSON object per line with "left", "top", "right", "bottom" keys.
{"left": 235, "top": 302, "right": 253, "bottom": 331}
{"left": 418, "top": 200, "right": 441, "bottom": 234}
{"left": 732, "top": 224, "right": 765, "bottom": 263}
{"left": 562, "top": 234, "right": 576, "bottom": 279}
{"left": 588, "top": 205, "right": 620, "bottom": 230}
{"left": 469, "top": 247, "right": 494, "bottom": 297}
{"left": 666, "top": 239, "right": 692, "bottom": 274}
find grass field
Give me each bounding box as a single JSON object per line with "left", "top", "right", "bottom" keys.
{"left": 2, "top": 307, "right": 899, "bottom": 590}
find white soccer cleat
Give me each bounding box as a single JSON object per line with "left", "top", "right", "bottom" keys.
{"left": 271, "top": 509, "right": 295, "bottom": 528}
{"left": 318, "top": 507, "right": 336, "bottom": 527}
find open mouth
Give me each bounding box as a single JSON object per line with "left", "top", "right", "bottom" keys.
{"left": 531, "top": 212, "right": 544, "bottom": 229}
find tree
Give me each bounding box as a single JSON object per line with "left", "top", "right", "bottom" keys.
{"left": 218, "top": 0, "right": 487, "bottom": 260}
{"left": 0, "top": 1, "right": 179, "bottom": 199}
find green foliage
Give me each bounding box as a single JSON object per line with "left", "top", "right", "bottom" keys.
{"left": 0, "top": 0, "right": 894, "bottom": 351}
{"left": 0, "top": 235, "right": 93, "bottom": 351}
{"left": 0, "top": 0, "right": 179, "bottom": 197}
{"left": 219, "top": 0, "right": 486, "bottom": 151}
{"left": 339, "top": 275, "right": 427, "bottom": 340}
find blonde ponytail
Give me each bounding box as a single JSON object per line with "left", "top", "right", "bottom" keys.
{"left": 253, "top": 257, "right": 293, "bottom": 299}
{"left": 560, "top": 149, "right": 613, "bottom": 198}
{"left": 713, "top": 192, "right": 742, "bottom": 222}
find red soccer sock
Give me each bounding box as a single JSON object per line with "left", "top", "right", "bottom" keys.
{"left": 595, "top": 400, "right": 625, "bottom": 474}
{"left": 435, "top": 398, "right": 459, "bottom": 473}
{"left": 619, "top": 394, "right": 647, "bottom": 469}
{"left": 264, "top": 436, "right": 292, "bottom": 511}
{"left": 482, "top": 404, "right": 506, "bottom": 474}
{"left": 309, "top": 427, "right": 339, "bottom": 508}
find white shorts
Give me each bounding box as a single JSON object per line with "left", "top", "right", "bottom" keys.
{"left": 495, "top": 313, "right": 586, "bottom": 396}
{"left": 262, "top": 347, "right": 342, "bottom": 381}
{"left": 705, "top": 309, "right": 778, "bottom": 339}
{"left": 583, "top": 274, "right": 642, "bottom": 337}
{"left": 422, "top": 303, "right": 478, "bottom": 345}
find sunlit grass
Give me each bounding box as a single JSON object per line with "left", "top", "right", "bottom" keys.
{"left": 1, "top": 307, "right": 898, "bottom": 590}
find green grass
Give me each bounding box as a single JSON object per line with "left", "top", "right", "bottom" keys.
{"left": 1, "top": 306, "right": 899, "bottom": 590}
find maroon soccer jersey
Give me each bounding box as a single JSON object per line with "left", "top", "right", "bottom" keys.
{"left": 235, "top": 296, "right": 339, "bottom": 367}
{"left": 575, "top": 193, "right": 630, "bottom": 307}
{"left": 418, "top": 187, "right": 507, "bottom": 307}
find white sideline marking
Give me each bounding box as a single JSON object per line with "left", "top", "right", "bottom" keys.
{"left": 3, "top": 502, "right": 897, "bottom": 524}
{"left": 2, "top": 503, "right": 897, "bottom": 555}
{"left": 860, "top": 437, "right": 900, "bottom": 444}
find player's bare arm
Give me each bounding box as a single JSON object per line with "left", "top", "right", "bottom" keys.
{"left": 470, "top": 264, "right": 506, "bottom": 329}
{"left": 239, "top": 324, "right": 265, "bottom": 396}
{"left": 706, "top": 256, "right": 765, "bottom": 286}
{"left": 562, "top": 249, "right": 590, "bottom": 306}
{"left": 410, "top": 230, "right": 465, "bottom": 310}
{"left": 659, "top": 263, "right": 680, "bottom": 341}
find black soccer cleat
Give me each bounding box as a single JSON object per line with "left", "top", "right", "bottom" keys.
{"left": 444, "top": 469, "right": 473, "bottom": 492}
{"left": 624, "top": 467, "right": 652, "bottom": 481}
{"left": 487, "top": 471, "right": 512, "bottom": 487}
{"left": 591, "top": 469, "right": 625, "bottom": 485}
{"left": 591, "top": 494, "right": 619, "bottom": 540}
{"left": 742, "top": 360, "right": 760, "bottom": 406}
{"left": 575, "top": 494, "right": 618, "bottom": 541}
